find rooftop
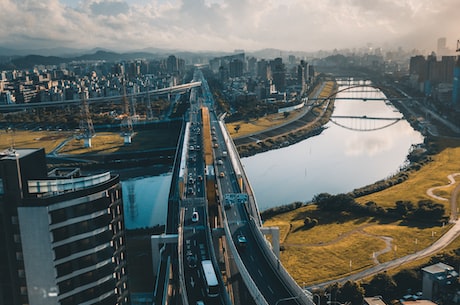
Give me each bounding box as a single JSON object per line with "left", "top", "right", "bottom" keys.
{"left": 0, "top": 148, "right": 39, "bottom": 160}
{"left": 422, "top": 262, "right": 456, "bottom": 275}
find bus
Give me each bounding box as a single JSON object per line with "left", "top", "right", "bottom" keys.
{"left": 201, "top": 260, "right": 219, "bottom": 297}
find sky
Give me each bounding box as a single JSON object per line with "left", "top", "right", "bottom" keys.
{"left": 1, "top": 0, "right": 458, "bottom": 54}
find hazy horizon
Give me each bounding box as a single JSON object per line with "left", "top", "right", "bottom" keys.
{"left": 1, "top": 0, "right": 458, "bottom": 55}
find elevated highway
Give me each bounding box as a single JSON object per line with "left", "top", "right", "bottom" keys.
{"left": 152, "top": 71, "right": 314, "bottom": 305}
{"left": 0, "top": 82, "right": 201, "bottom": 112}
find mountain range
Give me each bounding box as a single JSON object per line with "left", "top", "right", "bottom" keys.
{"left": 0, "top": 46, "right": 319, "bottom": 70}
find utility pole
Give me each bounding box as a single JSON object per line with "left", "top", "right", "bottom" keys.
{"left": 79, "top": 88, "right": 95, "bottom": 148}
{"left": 120, "top": 75, "right": 134, "bottom": 144}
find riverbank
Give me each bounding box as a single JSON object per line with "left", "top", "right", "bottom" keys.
{"left": 229, "top": 80, "right": 338, "bottom": 157}
{"left": 261, "top": 134, "right": 460, "bottom": 285}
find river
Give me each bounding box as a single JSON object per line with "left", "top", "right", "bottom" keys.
{"left": 122, "top": 82, "right": 424, "bottom": 229}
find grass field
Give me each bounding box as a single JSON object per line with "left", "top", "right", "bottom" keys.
{"left": 0, "top": 129, "right": 74, "bottom": 153}
{"left": 0, "top": 128, "right": 179, "bottom": 155}
{"left": 226, "top": 81, "right": 336, "bottom": 139}
{"left": 263, "top": 137, "right": 460, "bottom": 285}
{"left": 355, "top": 137, "right": 460, "bottom": 212}
{"left": 226, "top": 109, "right": 305, "bottom": 138}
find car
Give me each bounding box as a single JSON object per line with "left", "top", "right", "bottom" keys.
{"left": 219, "top": 172, "right": 225, "bottom": 178}
{"left": 191, "top": 211, "right": 199, "bottom": 223}
{"left": 186, "top": 253, "right": 197, "bottom": 268}
{"left": 217, "top": 159, "right": 223, "bottom": 165}
{"left": 237, "top": 234, "right": 247, "bottom": 247}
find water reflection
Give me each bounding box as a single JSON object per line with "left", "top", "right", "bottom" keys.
{"left": 241, "top": 86, "right": 424, "bottom": 211}
{"left": 122, "top": 174, "right": 172, "bottom": 229}
{"left": 121, "top": 85, "right": 424, "bottom": 227}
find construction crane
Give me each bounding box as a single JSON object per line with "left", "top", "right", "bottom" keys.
{"left": 79, "top": 88, "right": 95, "bottom": 148}
{"left": 120, "top": 76, "right": 134, "bottom": 144}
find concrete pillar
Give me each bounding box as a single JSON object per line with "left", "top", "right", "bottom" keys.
{"left": 151, "top": 234, "right": 178, "bottom": 278}
{"left": 260, "top": 226, "right": 280, "bottom": 258}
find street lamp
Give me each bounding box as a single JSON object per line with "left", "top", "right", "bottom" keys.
{"left": 275, "top": 295, "right": 300, "bottom": 305}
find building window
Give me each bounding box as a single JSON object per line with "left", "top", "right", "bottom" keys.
{"left": 16, "top": 252, "right": 23, "bottom": 261}
{"left": 11, "top": 216, "right": 18, "bottom": 224}
{"left": 18, "top": 269, "right": 25, "bottom": 278}
{"left": 0, "top": 178, "right": 4, "bottom": 195}
{"left": 20, "top": 286, "right": 27, "bottom": 295}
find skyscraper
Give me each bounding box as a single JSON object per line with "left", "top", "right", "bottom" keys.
{"left": 437, "top": 37, "right": 448, "bottom": 56}
{"left": 453, "top": 57, "right": 460, "bottom": 108}
{"left": 0, "top": 148, "right": 129, "bottom": 305}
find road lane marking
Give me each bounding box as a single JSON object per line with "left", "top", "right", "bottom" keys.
{"left": 267, "top": 285, "right": 274, "bottom": 294}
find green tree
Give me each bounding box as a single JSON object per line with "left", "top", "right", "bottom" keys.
{"left": 395, "top": 200, "right": 414, "bottom": 217}
{"left": 393, "top": 269, "right": 421, "bottom": 295}
{"left": 366, "top": 273, "right": 397, "bottom": 302}
{"left": 338, "top": 281, "right": 364, "bottom": 305}
{"left": 313, "top": 193, "right": 356, "bottom": 212}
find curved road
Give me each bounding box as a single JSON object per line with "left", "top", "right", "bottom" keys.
{"left": 307, "top": 175, "right": 460, "bottom": 291}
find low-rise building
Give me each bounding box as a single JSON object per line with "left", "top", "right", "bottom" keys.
{"left": 422, "top": 262, "right": 458, "bottom": 301}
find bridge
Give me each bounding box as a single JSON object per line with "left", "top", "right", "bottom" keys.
{"left": 151, "top": 71, "right": 314, "bottom": 305}
{"left": 0, "top": 81, "right": 202, "bottom": 112}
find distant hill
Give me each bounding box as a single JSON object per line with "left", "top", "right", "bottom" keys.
{"left": 6, "top": 50, "right": 161, "bottom": 69}
{"left": 11, "top": 55, "right": 70, "bottom": 69}
{"left": 1, "top": 48, "right": 231, "bottom": 70}
{"left": 0, "top": 47, "right": 322, "bottom": 70}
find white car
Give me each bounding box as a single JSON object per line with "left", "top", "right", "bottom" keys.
{"left": 191, "top": 211, "right": 199, "bottom": 223}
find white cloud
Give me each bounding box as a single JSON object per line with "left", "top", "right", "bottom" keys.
{"left": 0, "top": 0, "right": 458, "bottom": 52}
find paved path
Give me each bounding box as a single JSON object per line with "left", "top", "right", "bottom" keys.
{"left": 306, "top": 173, "right": 460, "bottom": 291}
{"left": 426, "top": 173, "right": 460, "bottom": 201}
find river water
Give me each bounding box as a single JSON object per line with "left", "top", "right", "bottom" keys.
{"left": 122, "top": 83, "right": 424, "bottom": 229}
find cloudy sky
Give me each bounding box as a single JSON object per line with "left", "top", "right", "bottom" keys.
{"left": 1, "top": 0, "right": 458, "bottom": 53}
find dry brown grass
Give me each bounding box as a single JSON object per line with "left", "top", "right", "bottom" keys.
{"left": 226, "top": 81, "right": 336, "bottom": 138}
{"left": 355, "top": 137, "right": 460, "bottom": 213}
{"left": 0, "top": 129, "right": 74, "bottom": 153}
{"left": 59, "top": 132, "right": 126, "bottom": 154}
{"left": 264, "top": 203, "right": 453, "bottom": 285}
{"left": 1, "top": 128, "right": 179, "bottom": 155}
{"left": 226, "top": 110, "right": 305, "bottom": 138}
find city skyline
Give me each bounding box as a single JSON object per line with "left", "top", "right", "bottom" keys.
{"left": 0, "top": 0, "right": 458, "bottom": 55}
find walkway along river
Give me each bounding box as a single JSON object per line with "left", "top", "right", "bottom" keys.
{"left": 122, "top": 82, "right": 424, "bottom": 229}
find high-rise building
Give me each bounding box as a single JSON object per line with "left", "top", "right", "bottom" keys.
{"left": 270, "top": 57, "right": 286, "bottom": 92}
{"left": 166, "top": 55, "right": 178, "bottom": 75}
{"left": 453, "top": 57, "right": 460, "bottom": 108}
{"left": 229, "top": 59, "right": 244, "bottom": 78}
{"left": 257, "top": 59, "right": 270, "bottom": 81}
{"left": 0, "top": 148, "right": 129, "bottom": 305}
{"left": 437, "top": 37, "right": 448, "bottom": 56}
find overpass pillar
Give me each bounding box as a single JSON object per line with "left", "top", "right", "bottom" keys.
{"left": 151, "top": 234, "right": 178, "bottom": 278}
{"left": 260, "top": 227, "right": 280, "bottom": 258}
{"left": 212, "top": 227, "right": 225, "bottom": 238}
